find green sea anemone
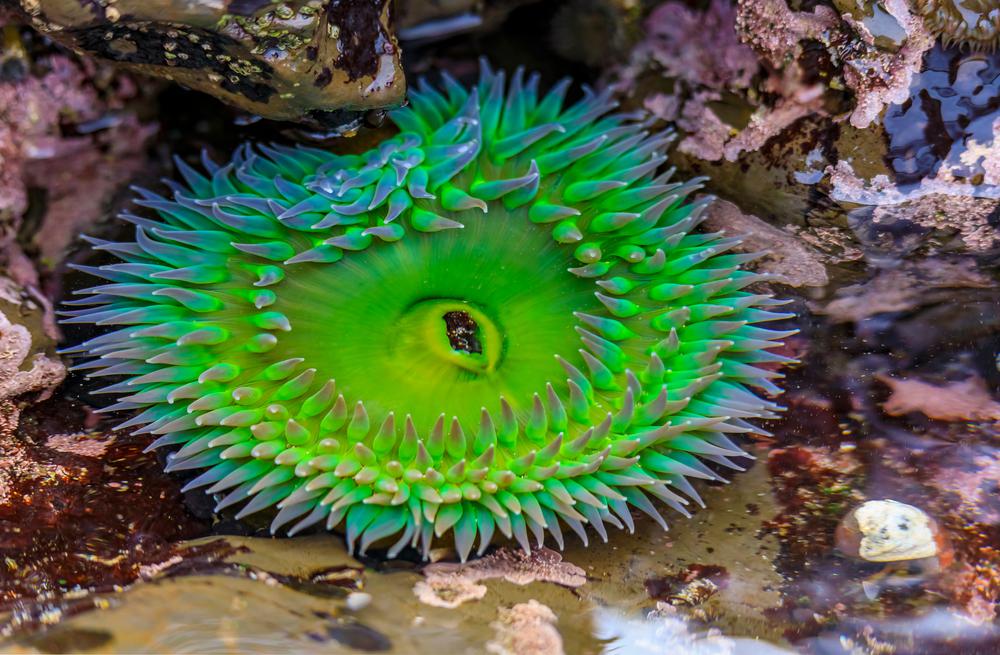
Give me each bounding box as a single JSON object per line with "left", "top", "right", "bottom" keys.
{"left": 64, "top": 63, "right": 793, "bottom": 561}
{"left": 915, "top": 0, "right": 999, "bottom": 50}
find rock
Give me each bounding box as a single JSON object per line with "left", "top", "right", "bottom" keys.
{"left": 835, "top": 499, "right": 947, "bottom": 563}
{"left": 0, "top": 276, "right": 65, "bottom": 434}
{"left": 8, "top": 1, "right": 405, "bottom": 128}
{"left": 821, "top": 259, "right": 994, "bottom": 324}
{"left": 0, "top": 29, "right": 158, "bottom": 275}
{"left": 879, "top": 374, "right": 1000, "bottom": 423}
{"left": 345, "top": 591, "right": 373, "bottom": 611}
{"left": 414, "top": 547, "right": 586, "bottom": 608}
{"left": 701, "top": 199, "right": 829, "bottom": 288}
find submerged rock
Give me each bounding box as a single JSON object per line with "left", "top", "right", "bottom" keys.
{"left": 414, "top": 548, "right": 586, "bottom": 609}
{"left": 487, "top": 600, "right": 564, "bottom": 655}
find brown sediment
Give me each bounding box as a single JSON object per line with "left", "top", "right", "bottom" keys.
{"left": 0, "top": 401, "right": 210, "bottom": 613}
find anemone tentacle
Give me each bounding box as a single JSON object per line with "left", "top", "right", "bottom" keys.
{"left": 65, "top": 62, "right": 794, "bottom": 562}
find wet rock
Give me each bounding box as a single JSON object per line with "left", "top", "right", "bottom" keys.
{"left": 881, "top": 46, "right": 1000, "bottom": 188}
{"left": 8, "top": 1, "right": 405, "bottom": 128}
{"left": 764, "top": 445, "right": 866, "bottom": 566}
{"left": 608, "top": 1, "right": 853, "bottom": 261}
{"left": 821, "top": 259, "right": 994, "bottom": 323}
{"left": 312, "top": 615, "right": 391, "bottom": 652}
{"left": 13, "top": 626, "right": 112, "bottom": 653}
{"left": 0, "top": 276, "right": 65, "bottom": 434}
{"left": 617, "top": 0, "right": 754, "bottom": 94}
{"left": 610, "top": 1, "right": 999, "bottom": 276}
{"left": 594, "top": 603, "right": 797, "bottom": 655}
{"left": 701, "top": 198, "right": 829, "bottom": 288}
{"left": 736, "top": 0, "right": 933, "bottom": 130}
{"left": 847, "top": 193, "right": 1000, "bottom": 256}
{"left": 413, "top": 573, "right": 487, "bottom": 608}
{"left": 825, "top": 46, "right": 1000, "bottom": 255}
{"left": 345, "top": 591, "right": 373, "bottom": 611}
{"left": 279, "top": 564, "right": 366, "bottom": 598}
{"left": 873, "top": 441, "right": 1000, "bottom": 623}
{"left": 0, "top": 399, "right": 210, "bottom": 615}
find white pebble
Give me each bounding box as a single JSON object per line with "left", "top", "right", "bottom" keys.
{"left": 854, "top": 499, "right": 937, "bottom": 562}
{"left": 345, "top": 592, "right": 372, "bottom": 611}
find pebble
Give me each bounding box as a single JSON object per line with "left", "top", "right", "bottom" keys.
{"left": 835, "top": 499, "right": 940, "bottom": 562}
{"left": 345, "top": 592, "right": 372, "bottom": 611}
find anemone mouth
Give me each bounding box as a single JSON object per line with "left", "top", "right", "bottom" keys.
{"left": 276, "top": 206, "right": 598, "bottom": 429}
{"left": 64, "top": 62, "right": 794, "bottom": 562}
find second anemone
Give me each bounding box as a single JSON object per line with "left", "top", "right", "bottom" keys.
{"left": 65, "top": 63, "right": 794, "bottom": 561}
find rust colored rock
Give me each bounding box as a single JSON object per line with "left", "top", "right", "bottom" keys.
{"left": 0, "top": 407, "right": 210, "bottom": 612}
{"left": 9, "top": 1, "right": 406, "bottom": 128}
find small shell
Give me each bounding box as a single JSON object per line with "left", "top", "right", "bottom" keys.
{"left": 835, "top": 500, "right": 946, "bottom": 563}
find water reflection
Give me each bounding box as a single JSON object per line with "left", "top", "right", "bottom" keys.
{"left": 804, "top": 608, "right": 1000, "bottom": 654}
{"left": 592, "top": 606, "right": 796, "bottom": 655}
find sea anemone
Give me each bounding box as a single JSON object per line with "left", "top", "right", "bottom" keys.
{"left": 915, "top": 0, "right": 1000, "bottom": 51}
{"left": 63, "top": 63, "right": 793, "bottom": 561}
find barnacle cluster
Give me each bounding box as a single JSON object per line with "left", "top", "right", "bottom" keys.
{"left": 9, "top": 0, "right": 404, "bottom": 127}
{"left": 65, "top": 64, "right": 793, "bottom": 561}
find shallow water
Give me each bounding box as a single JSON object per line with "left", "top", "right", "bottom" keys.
{"left": 6, "top": 459, "right": 788, "bottom": 654}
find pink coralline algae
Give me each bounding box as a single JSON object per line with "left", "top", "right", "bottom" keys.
{"left": 635, "top": 0, "right": 758, "bottom": 92}
{"left": 616, "top": 0, "right": 942, "bottom": 166}
{"left": 734, "top": 0, "right": 838, "bottom": 68}
{"left": 615, "top": 0, "right": 827, "bottom": 162}
{"left": 737, "top": 0, "right": 934, "bottom": 130}
{"left": 414, "top": 548, "right": 587, "bottom": 608}
{"left": 0, "top": 39, "right": 156, "bottom": 277}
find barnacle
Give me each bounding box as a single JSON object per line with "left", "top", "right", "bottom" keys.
{"left": 64, "top": 63, "right": 794, "bottom": 561}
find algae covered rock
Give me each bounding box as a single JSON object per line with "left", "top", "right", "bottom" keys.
{"left": 9, "top": 0, "right": 406, "bottom": 128}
